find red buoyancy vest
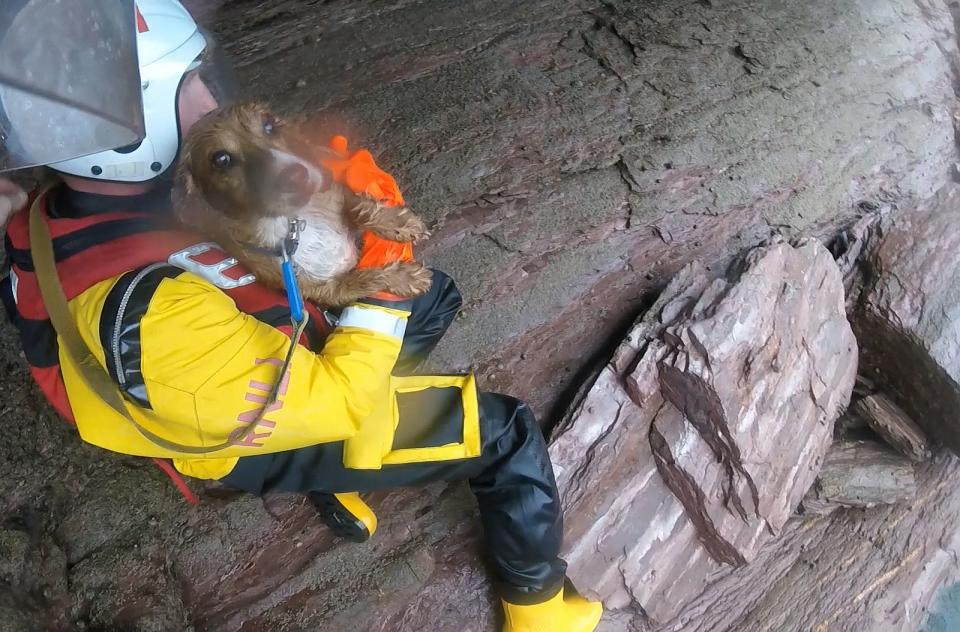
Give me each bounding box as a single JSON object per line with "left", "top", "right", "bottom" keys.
{"left": 2, "top": 190, "right": 332, "bottom": 426}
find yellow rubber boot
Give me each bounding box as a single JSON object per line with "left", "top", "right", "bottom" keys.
{"left": 502, "top": 587, "right": 603, "bottom": 632}
{"left": 309, "top": 492, "right": 377, "bottom": 543}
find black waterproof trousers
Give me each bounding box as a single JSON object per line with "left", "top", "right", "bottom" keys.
{"left": 221, "top": 271, "right": 567, "bottom": 604}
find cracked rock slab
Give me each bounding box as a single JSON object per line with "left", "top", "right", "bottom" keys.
{"left": 550, "top": 238, "right": 857, "bottom": 623}
{"left": 854, "top": 393, "right": 931, "bottom": 462}
{"left": 801, "top": 440, "right": 917, "bottom": 516}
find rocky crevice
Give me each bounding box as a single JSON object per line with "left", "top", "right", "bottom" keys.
{"left": 648, "top": 421, "right": 747, "bottom": 566}
{"left": 656, "top": 360, "right": 761, "bottom": 525}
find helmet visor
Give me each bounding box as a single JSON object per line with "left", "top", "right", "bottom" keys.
{"left": 0, "top": 0, "right": 146, "bottom": 172}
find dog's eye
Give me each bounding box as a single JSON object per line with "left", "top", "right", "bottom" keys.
{"left": 211, "top": 151, "right": 233, "bottom": 169}
{"left": 263, "top": 115, "right": 276, "bottom": 136}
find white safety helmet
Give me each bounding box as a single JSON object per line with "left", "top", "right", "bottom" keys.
{"left": 47, "top": 0, "right": 230, "bottom": 182}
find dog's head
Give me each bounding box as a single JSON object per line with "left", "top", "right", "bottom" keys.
{"left": 178, "top": 102, "right": 330, "bottom": 220}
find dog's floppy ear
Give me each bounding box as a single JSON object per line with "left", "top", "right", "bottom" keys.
{"left": 171, "top": 149, "right": 208, "bottom": 227}
{"left": 175, "top": 139, "right": 198, "bottom": 196}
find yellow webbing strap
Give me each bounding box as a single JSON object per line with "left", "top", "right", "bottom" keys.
{"left": 29, "top": 190, "right": 303, "bottom": 455}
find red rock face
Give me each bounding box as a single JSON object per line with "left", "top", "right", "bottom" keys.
{"left": 2, "top": 0, "right": 959, "bottom": 630}
{"left": 551, "top": 239, "right": 857, "bottom": 622}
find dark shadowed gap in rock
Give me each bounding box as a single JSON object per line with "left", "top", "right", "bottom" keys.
{"left": 853, "top": 188, "right": 960, "bottom": 454}
{"left": 544, "top": 292, "right": 656, "bottom": 437}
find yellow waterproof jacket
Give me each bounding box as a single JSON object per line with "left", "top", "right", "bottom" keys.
{"left": 68, "top": 267, "right": 411, "bottom": 480}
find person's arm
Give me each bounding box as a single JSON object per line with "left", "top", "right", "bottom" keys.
{"left": 96, "top": 268, "right": 407, "bottom": 452}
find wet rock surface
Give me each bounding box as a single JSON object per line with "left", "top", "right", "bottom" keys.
{"left": 1, "top": 0, "right": 960, "bottom": 630}
{"left": 673, "top": 454, "right": 960, "bottom": 632}
{"left": 801, "top": 439, "right": 918, "bottom": 515}
{"left": 550, "top": 238, "right": 857, "bottom": 622}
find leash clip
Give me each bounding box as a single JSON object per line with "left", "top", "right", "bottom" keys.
{"left": 283, "top": 217, "right": 306, "bottom": 258}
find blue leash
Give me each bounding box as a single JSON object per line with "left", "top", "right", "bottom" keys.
{"left": 281, "top": 218, "right": 306, "bottom": 326}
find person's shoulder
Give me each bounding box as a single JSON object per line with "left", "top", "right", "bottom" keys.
{"left": 71, "top": 265, "right": 232, "bottom": 343}
{"left": 107, "top": 266, "right": 249, "bottom": 349}
{"left": 146, "top": 266, "right": 236, "bottom": 306}
{"left": 78, "top": 264, "right": 235, "bottom": 322}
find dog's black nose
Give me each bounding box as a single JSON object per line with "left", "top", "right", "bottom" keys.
{"left": 278, "top": 163, "right": 310, "bottom": 194}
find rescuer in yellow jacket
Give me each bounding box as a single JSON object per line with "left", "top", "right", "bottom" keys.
{"left": 0, "top": 1, "right": 603, "bottom": 630}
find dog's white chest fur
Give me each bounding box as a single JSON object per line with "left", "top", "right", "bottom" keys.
{"left": 257, "top": 215, "right": 357, "bottom": 281}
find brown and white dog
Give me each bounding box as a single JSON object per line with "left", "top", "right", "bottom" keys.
{"left": 175, "top": 102, "right": 432, "bottom": 307}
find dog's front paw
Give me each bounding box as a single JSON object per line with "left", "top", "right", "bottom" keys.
{"left": 382, "top": 262, "right": 433, "bottom": 298}
{"left": 376, "top": 206, "right": 431, "bottom": 243}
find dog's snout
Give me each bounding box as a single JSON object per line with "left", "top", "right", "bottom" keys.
{"left": 266, "top": 149, "right": 321, "bottom": 210}
{"left": 279, "top": 163, "right": 310, "bottom": 194}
